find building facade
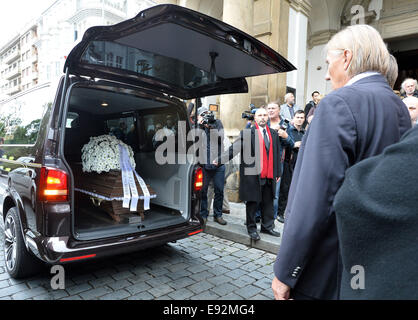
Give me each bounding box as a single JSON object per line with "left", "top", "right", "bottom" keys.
{"left": 155, "top": 0, "right": 418, "bottom": 127}
{"left": 0, "top": 0, "right": 156, "bottom": 101}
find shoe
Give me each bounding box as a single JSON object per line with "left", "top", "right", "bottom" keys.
{"left": 260, "top": 228, "right": 281, "bottom": 237}
{"left": 201, "top": 217, "right": 208, "bottom": 229}
{"left": 214, "top": 216, "right": 227, "bottom": 225}
{"left": 255, "top": 217, "right": 261, "bottom": 223}
{"left": 222, "top": 209, "right": 230, "bottom": 214}
{"left": 249, "top": 231, "right": 261, "bottom": 241}
{"left": 277, "top": 215, "right": 285, "bottom": 223}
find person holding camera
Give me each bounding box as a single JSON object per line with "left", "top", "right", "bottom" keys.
{"left": 197, "top": 106, "right": 227, "bottom": 226}
{"left": 266, "top": 101, "right": 295, "bottom": 221}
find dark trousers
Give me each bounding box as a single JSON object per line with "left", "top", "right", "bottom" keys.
{"left": 200, "top": 165, "right": 225, "bottom": 219}
{"left": 246, "top": 179, "right": 274, "bottom": 233}
{"left": 277, "top": 161, "right": 292, "bottom": 217}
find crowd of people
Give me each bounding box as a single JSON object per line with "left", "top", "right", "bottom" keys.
{"left": 191, "top": 23, "right": 418, "bottom": 300}
{"left": 194, "top": 98, "right": 309, "bottom": 238}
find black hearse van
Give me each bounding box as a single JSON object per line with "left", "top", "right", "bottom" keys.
{"left": 0, "top": 4, "right": 294, "bottom": 278}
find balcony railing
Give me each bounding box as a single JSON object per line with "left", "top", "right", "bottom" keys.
{"left": 76, "top": 0, "right": 127, "bottom": 14}
{"left": 4, "top": 49, "right": 20, "bottom": 64}
{"left": 5, "top": 67, "right": 21, "bottom": 80}
{"left": 6, "top": 84, "right": 21, "bottom": 95}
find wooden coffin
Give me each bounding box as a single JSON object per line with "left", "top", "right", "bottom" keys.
{"left": 72, "top": 164, "right": 156, "bottom": 222}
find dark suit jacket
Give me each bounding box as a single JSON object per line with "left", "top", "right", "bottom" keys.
{"left": 219, "top": 126, "right": 281, "bottom": 202}
{"left": 334, "top": 125, "right": 418, "bottom": 300}
{"left": 273, "top": 74, "right": 411, "bottom": 299}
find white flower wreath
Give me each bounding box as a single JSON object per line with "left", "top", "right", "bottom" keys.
{"left": 81, "top": 135, "right": 136, "bottom": 173}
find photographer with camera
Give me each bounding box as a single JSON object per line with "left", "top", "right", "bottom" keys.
{"left": 197, "top": 106, "right": 228, "bottom": 226}
{"left": 266, "top": 101, "right": 295, "bottom": 222}
{"left": 242, "top": 103, "right": 259, "bottom": 129}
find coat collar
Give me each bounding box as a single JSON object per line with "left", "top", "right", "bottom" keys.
{"left": 345, "top": 71, "right": 380, "bottom": 87}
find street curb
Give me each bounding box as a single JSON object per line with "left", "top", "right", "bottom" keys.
{"left": 203, "top": 220, "right": 280, "bottom": 254}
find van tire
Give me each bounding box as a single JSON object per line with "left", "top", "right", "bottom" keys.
{"left": 3, "top": 207, "right": 43, "bottom": 278}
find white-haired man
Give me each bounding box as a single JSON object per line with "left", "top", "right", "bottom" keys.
{"left": 280, "top": 93, "right": 302, "bottom": 123}
{"left": 214, "top": 108, "right": 282, "bottom": 241}
{"left": 401, "top": 78, "right": 418, "bottom": 98}
{"left": 403, "top": 96, "right": 418, "bottom": 126}
{"left": 272, "top": 24, "right": 411, "bottom": 300}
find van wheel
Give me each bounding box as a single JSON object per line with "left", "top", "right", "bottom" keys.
{"left": 3, "top": 207, "right": 42, "bottom": 278}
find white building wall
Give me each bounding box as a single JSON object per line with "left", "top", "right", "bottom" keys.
{"left": 286, "top": 7, "right": 308, "bottom": 107}
{"left": 305, "top": 44, "right": 332, "bottom": 103}
{"left": 1, "top": 0, "right": 156, "bottom": 103}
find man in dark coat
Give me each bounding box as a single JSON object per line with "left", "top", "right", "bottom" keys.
{"left": 334, "top": 125, "right": 418, "bottom": 299}
{"left": 304, "top": 91, "right": 320, "bottom": 123}
{"left": 216, "top": 108, "right": 282, "bottom": 241}
{"left": 271, "top": 24, "right": 412, "bottom": 300}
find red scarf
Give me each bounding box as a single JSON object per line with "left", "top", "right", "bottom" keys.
{"left": 255, "top": 123, "right": 274, "bottom": 179}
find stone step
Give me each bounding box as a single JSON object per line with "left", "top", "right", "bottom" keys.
{"left": 202, "top": 202, "right": 283, "bottom": 254}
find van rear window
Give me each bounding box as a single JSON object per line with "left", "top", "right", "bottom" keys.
{"left": 81, "top": 41, "right": 220, "bottom": 90}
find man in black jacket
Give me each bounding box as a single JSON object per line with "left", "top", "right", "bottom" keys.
{"left": 215, "top": 108, "right": 281, "bottom": 240}
{"left": 197, "top": 106, "right": 227, "bottom": 226}
{"left": 277, "top": 110, "right": 305, "bottom": 223}
{"left": 303, "top": 91, "right": 320, "bottom": 127}
{"left": 272, "top": 24, "right": 411, "bottom": 300}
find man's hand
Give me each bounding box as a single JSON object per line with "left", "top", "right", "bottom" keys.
{"left": 278, "top": 129, "right": 288, "bottom": 139}
{"left": 294, "top": 141, "right": 302, "bottom": 149}
{"left": 272, "top": 276, "right": 291, "bottom": 300}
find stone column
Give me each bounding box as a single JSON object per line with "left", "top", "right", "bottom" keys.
{"left": 287, "top": 0, "right": 311, "bottom": 106}
{"left": 220, "top": 0, "right": 254, "bottom": 140}
{"left": 219, "top": 0, "right": 254, "bottom": 203}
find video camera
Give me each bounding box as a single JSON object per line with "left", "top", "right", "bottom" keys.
{"left": 200, "top": 111, "right": 216, "bottom": 127}
{"left": 280, "top": 119, "right": 290, "bottom": 130}
{"left": 242, "top": 103, "right": 257, "bottom": 121}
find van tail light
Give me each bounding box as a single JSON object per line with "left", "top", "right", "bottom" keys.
{"left": 39, "top": 167, "right": 68, "bottom": 202}
{"left": 194, "top": 167, "right": 203, "bottom": 192}
{"left": 188, "top": 229, "right": 203, "bottom": 236}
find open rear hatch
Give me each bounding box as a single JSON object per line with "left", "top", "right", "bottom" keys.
{"left": 64, "top": 4, "right": 296, "bottom": 240}
{"left": 64, "top": 4, "right": 296, "bottom": 99}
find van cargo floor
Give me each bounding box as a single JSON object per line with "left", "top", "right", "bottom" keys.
{"left": 74, "top": 205, "right": 187, "bottom": 240}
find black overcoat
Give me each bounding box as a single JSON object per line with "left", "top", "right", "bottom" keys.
{"left": 219, "top": 126, "right": 281, "bottom": 203}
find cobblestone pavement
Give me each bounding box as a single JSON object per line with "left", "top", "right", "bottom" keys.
{"left": 0, "top": 228, "right": 277, "bottom": 300}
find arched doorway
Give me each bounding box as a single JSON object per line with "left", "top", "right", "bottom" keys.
{"left": 388, "top": 36, "right": 418, "bottom": 91}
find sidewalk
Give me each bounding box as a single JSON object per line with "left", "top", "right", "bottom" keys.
{"left": 203, "top": 202, "right": 283, "bottom": 254}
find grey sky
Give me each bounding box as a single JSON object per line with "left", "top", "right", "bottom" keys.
{"left": 0, "top": 0, "right": 56, "bottom": 48}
